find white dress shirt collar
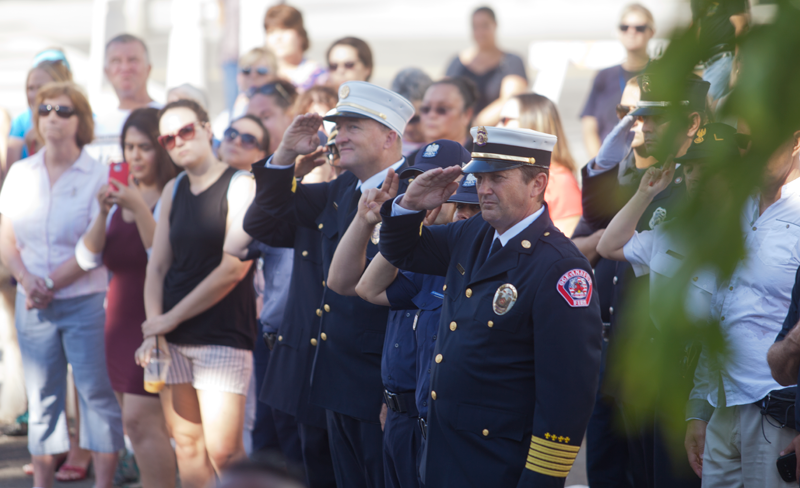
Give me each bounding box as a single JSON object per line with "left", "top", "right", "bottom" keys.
{"left": 357, "top": 158, "right": 405, "bottom": 191}
{"left": 491, "top": 205, "right": 546, "bottom": 248}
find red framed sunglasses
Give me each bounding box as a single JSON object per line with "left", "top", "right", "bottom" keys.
{"left": 158, "top": 123, "right": 197, "bottom": 150}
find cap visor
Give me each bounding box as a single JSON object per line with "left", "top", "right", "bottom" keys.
{"left": 322, "top": 109, "right": 370, "bottom": 122}
{"left": 447, "top": 192, "right": 480, "bottom": 204}
{"left": 462, "top": 158, "right": 523, "bottom": 174}
{"left": 398, "top": 167, "right": 423, "bottom": 178}
{"left": 631, "top": 106, "right": 667, "bottom": 117}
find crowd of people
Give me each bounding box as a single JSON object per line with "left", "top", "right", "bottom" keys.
{"left": 2, "top": 1, "right": 798, "bottom": 488}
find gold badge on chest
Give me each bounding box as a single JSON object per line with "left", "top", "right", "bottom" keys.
{"left": 493, "top": 284, "right": 518, "bottom": 315}
{"left": 371, "top": 222, "right": 381, "bottom": 245}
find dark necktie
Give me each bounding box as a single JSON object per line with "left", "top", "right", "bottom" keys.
{"left": 488, "top": 238, "right": 503, "bottom": 260}
{"left": 348, "top": 187, "right": 362, "bottom": 214}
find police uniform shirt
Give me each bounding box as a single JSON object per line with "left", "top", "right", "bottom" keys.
{"left": 379, "top": 201, "right": 602, "bottom": 487}
{"left": 381, "top": 283, "right": 419, "bottom": 399}
{"left": 385, "top": 271, "right": 447, "bottom": 419}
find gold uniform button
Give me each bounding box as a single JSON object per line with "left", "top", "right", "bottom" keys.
{"left": 465, "top": 288, "right": 472, "bottom": 298}
{"left": 443, "top": 285, "right": 447, "bottom": 292}
{"left": 322, "top": 280, "right": 326, "bottom": 287}
{"left": 692, "top": 277, "right": 698, "bottom": 282}
{"left": 302, "top": 250, "right": 308, "bottom": 257}
{"left": 521, "top": 240, "right": 531, "bottom": 249}
{"left": 318, "top": 223, "right": 324, "bottom": 229}
{"left": 450, "top": 322, "right": 457, "bottom": 331}
{"left": 316, "top": 308, "right": 322, "bottom": 317}
{"left": 729, "top": 286, "right": 733, "bottom": 291}
{"left": 310, "top": 338, "right": 318, "bottom": 346}
{"left": 324, "top": 304, "right": 331, "bottom": 313}
{"left": 721, "top": 316, "right": 725, "bottom": 321}
{"left": 431, "top": 391, "right": 437, "bottom": 400}
{"left": 488, "top": 320, "right": 494, "bottom": 328}
{"left": 278, "top": 335, "right": 283, "bottom": 341}
{"left": 544, "top": 232, "right": 550, "bottom": 236}
{"left": 435, "top": 354, "right": 443, "bottom": 363}
{"left": 321, "top": 332, "right": 327, "bottom": 341}
{"left": 482, "top": 429, "right": 489, "bottom": 437}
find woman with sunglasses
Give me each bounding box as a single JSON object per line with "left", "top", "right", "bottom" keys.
{"left": 134, "top": 99, "right": 256, "bottom": 488}
{"left": 77, "top": 107, "right": 179, "bottom": 488}
{"left": 219, "top": 115, "right": 269, "bottom": 171}
{"left": 498, "top": 93, "right": 582, "bottom": 237}
{"left": 420, "top": 77, "right": 479, "bottom": 148}
{"left": 264, "top": 5, "right": 326, "bottom": 92}
{"left": 0, "top": 82, "right": 124, "bottom": 488}
{"left": 245, "top": 80, "right": 298, "bottom": 155}
{"left": 325, "top": 37, "right": 373, "bottom": 90}
{"left": 581, "top": 3, "right": 654, "bottom": 159}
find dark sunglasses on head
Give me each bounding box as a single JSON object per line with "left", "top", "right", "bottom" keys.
{"left": 619, "top": 24, "right": 648, "bottom": 33}
{"left": 158, "top": 122, "right": 196, "bottom": 150}
{"left": 329, "top": 61, "right": 357, "bottom": 71}
{"left": 241, "top": 66, "right": 270, "bottom": 76}
{"left": 38, "top": 104, "right": 75, "bottom": 119}
{"left": 420, "top": 105, "right": 453, "bottom": 116}
{"left": 616, "top": 104, "right": 635, "bottom": 119}
{"left": 246, "top": 82, "right": 290, "bottom": 102}
{"left": 223, "top": 127, "right": 261, "bottom": 150}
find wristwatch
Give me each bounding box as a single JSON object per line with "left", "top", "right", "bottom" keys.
{"left": 44, "top": 277, "right": 54, "bottom": 291}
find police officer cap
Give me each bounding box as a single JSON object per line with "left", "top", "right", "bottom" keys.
{"left": 631, "top": 73, "right": 710, "bottom": 117}
{"left": 400, "top": 140, "right": 471, "bottom": 178}
{"left": 447, "top": 173, "right": 479, "bottom": 204}
{"left": 461, "top": 126, "right": 556, "bottom": 174}
{"left": 675, "top": 123, "right": 742, "bottom": 163}
{"left": 323, "top": 81, "right": 415, "bottom": 136}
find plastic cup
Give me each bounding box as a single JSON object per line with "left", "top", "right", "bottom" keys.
{"left": 143, "top": 357, "right": 170, "bottom": 393}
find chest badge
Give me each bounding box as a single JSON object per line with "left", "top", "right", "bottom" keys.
{"left": 649, "top": 207, "right": 667, "bottom": 229}
{"left": 493, "top": 284, "right": 518, "bottom": 315}
{"left": 556, "top": 269, "right": 593, "bottom": 308}
{"left": 371, "top": 222, "right": 381, "bottom": 245}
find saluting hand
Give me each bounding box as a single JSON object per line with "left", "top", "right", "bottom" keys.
{"left": 359, "top": 169, "right": 399, "bottom": 225}
{"left": 277, "top": 113, "right": 324, "bottom": 160}
{"left": 399, "top": 166, "right": 463, "bottom": 212}
{"left": 637, "top": 158, "right": 676, "bottom": 199}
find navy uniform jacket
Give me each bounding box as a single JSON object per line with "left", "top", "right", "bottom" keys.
{"left": 385, "top": 271, "right": 446, "bottom": 419}
{"left": 379, "top": 202, "right": 603, "bottom": 488}
{"left": 773, "top": 266, "right": 800, "bottom": 428}
{"left": 243, "top": 201, "right": 328, "bottom": 428}
{"left": 252, "top": 159, "right": 410, "bottom": 422}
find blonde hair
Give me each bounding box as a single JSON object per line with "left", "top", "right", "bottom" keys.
{"left": 513, "top": 93, "right": 576, "bottom": 173}
{"left": 34, "top": 82, "right": 94, "bottom": 148}
{"left": 239, "top": 47, "right": 278, "bottom": 75}
{"left": 620, "top": 3, "right": 655, "bottom": 30}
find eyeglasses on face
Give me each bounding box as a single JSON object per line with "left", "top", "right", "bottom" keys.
{"left": 241, "top": 66, "right": 270, "bottom": 76}
{"left": 158, "top": 122, "right": 197, "bottom": 150}
{"left": 246, "top": 83, "right": 290, "bottom": 102}
{"left": 329, "top": 62, "right": 357, "bottom": 71}
{"left": 420, "top": 105, "right": 454, "bottom": 116}
{"left": 616, "top": 104, "right": 635, "bottom": 119}
{"left": 223, "top": 127, "right": 261, "bottom": 150}
{"left": 619, "top": 24, "right": 648, "bottom": 33}
{"left": 38, "top": 104, "right": 75, "bottom": 119}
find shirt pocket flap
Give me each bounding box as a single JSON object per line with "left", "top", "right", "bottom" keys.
{"left": 690, "top": 271, "right": 716, "bottom": 294}
{"left": 413, "top": 291, "right": 444, "bottom": 311}
{"left": 649, "top": 251, "right": 682, "bottom": 279}
{"left": 456, "top": 403, "right": 527, "bottom": 442}
{"left": 276, "top": 324, "right": 302, "bottom": 350}
{"left": 359, "top": 329, "right": 385, "bottom": 355}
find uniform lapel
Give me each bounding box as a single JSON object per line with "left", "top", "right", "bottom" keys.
{"left": 468, "top": 211, "right": 551, "bottom": 286}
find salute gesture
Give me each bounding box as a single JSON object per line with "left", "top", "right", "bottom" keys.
{"left": 637, "top": 158, "right": 676, "bottom": 199}
{"left": 359, "top": 169, "right": 400, "bottom": 225}
{"left": 273, "top": 113, "right": 325, "bottom": 166}
{"left": 399, "top": 166, "right": 463, "bottom": 212}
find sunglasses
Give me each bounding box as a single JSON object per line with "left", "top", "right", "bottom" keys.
{"left": 158, "top": 123, "right": 196, "bottom": 150}
{"left": 241, "top": 66, "right": 270, "bottom": 76}
{"left": 420, "top": 105, "right": 453, "bottom": 116}
{"left": 616, "top": 104, "right": 635, "bottom": 119}
{"left": 246, "top": 82, "right": 290, "bottom": 102}
{"left": 619, "top": 24, "right": 648, "bottom": 33}
{"left": 224, "top": 127, "right": 261, "bottom": 150}
{"left": 38, "top": 104, "right": 75, "bottom": 119}
{"left": 329, "top": 61, "right": 357, "bottom": 71}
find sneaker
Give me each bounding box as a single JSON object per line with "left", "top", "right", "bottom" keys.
{"left": 112, "top": 449, "right": 140, "bottom": 486}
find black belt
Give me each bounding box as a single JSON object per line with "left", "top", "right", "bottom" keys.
{"left": 383, "top": 389, "right": 418, "bottom": 417}
{"left": 418, "top": 418, "right": 428, "bottom": 439}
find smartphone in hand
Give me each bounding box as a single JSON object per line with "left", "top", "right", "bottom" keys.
{"left": 109, "top": 161, "right": 130, "bottom": 188}
{"left": 777, "top": 451, "right": 797, "bottom": 482}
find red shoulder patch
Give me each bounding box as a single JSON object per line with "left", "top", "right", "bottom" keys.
{"left": 556, "top": 269, "right": 593, "bottom": 307}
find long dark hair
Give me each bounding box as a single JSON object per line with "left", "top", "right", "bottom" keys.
{"left": 121, "top": 107, "right": 179, "bottom": 190}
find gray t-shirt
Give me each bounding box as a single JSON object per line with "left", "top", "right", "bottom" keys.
{"left": 445, "top": 52, "right": 527, "bottom": 114}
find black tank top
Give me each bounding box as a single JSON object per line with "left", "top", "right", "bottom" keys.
{"left": 163, "top": 166, "right": 256, "bottom": 350}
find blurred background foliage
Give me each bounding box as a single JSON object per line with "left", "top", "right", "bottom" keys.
{"left": 607, "top": 0, "right": 800, "bottom": 457}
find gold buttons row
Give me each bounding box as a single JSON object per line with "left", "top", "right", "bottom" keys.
{"left": 435, "top": 354, "right": 443, "bottom": 363}
{"left": 465, "top": 288, "right": 472, "bottom": 298}
{"left": 321, "top": 332, "right": 327, "bottom": 341}
{"left": 449, "top": 322, "right": 457, "bottom": 331}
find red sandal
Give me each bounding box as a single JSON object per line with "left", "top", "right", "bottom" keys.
{"left": 55, "top": 462, "right": 92, "bottom": 482}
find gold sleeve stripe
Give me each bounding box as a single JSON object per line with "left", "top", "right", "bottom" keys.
{"left": 531, "top": 435, "right": 581, "bottom": 453}
{"left": 526, "top": 456, "right": 573, "bottom": 472}
{"left": 291, "top": 178, "right": 297, "bottom": 194}
{"left": 528, "top": 442, "right": 579, "bottom": 460}
{"left": 525, "top": 460, "right": 570, "bottom": 478}
{"left": 527, "top": 450, "right": 576, "bottom": 466}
